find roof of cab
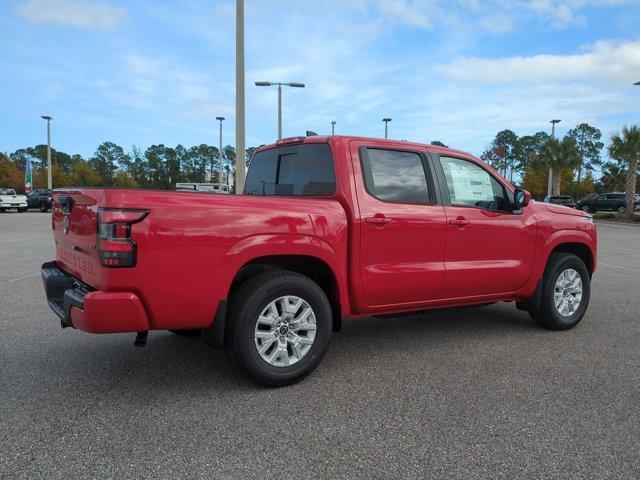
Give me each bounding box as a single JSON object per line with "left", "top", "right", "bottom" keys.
{"left": 255, "top": 135, "right": 474, "bottom": 159}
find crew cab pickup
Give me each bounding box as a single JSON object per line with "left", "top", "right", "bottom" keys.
{"left": 42, "top": 136, "right": 597, "bottom": 386}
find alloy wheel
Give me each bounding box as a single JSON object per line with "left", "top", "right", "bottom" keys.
{"left": 254, "top": 295, "right": 317, "bottom": 367}
{"left": 553, "top": 268, "right": 583, "bottom": 317}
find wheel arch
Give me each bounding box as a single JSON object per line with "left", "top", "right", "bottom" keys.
{"left": 228, "top": 254, "right": 344, "bottom": 333}
{"left": 549, "top": 242, "right": 594, "bottom": 275}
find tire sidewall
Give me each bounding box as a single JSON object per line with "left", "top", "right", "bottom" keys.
{"left": 542, "top": 255, "right": 590, "bottom": 329}
{"left": 233, "top": 275, "right": 332, "bottom": 386}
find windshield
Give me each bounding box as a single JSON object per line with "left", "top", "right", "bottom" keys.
{"left": 0, "top": 189, "right": 17, "bottom": 195}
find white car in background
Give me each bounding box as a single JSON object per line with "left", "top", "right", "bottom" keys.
{"left": 0, "top": 188, "right": 28, "bottom": 212}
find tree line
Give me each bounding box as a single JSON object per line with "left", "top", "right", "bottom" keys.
{"left": 470, "top": 122, "right": 640, "bottom": 214}
{"left": 1, "top": 123, "right": 639, "bottom": 214}
{"left": 0, "top": 142, "right": 258, "bottom": 192}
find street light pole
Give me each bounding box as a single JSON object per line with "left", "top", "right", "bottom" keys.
{"left": 235, "top": 0, "right": 245, "bottom": 194}
{"left": 41, "top": 116, "right": 53, "bottom": 189}
{"left": 216, "top": 117, "right": 225, "bottom": 190}
{"left": 277, "top": 84, "right": 282, "bottom": 140}
{"left": 382, "top": 118, "right": 391, "bottom": 139}
{"left": 255, "top": 81, "right": 305, "bottom": 140}
{"left": 547, "top": 119, "right": 561, "bottom": 197}
{"left": 331, "top": 121, "right": 336, "bottom": 135}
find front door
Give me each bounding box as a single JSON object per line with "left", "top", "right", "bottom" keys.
{"left": 435, "top": 155, "right": 536, "bottom": 299}
{"left": 352, "top": 143, "right": 447, "bottom": 307}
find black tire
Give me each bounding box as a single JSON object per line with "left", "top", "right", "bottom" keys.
{"left": 529, "top": 252, "right": 590, "bottom": 330}
{"left": 617, "top": 205, "right": 626, "bottom": 213}
{"left": 226, "top": 270, "right": 333, "bottom": 387}
{"left": 580, "top": 205, "right": 591, "bottom": 213}
{"left": 40, "top": 203, "right": 49, "bottom": 213}
{"left": 0, "top": 208, "right": 5, "bottom": 213}
{"left": 169, "top": 329, "right": 202, "bottom": 337}
{"left": 17, "top": 208, "right": 26, "bottom": 213}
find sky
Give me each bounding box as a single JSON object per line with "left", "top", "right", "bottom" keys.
{"left": 1, "top": 0, "right": 640, "bottom": 161}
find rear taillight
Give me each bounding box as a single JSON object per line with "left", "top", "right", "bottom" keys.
{"left": 97, "top": 208, "right": 149, "bottom": 268}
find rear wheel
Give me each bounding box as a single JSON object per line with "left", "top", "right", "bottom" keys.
{"left": 226, "top": 271, "right": 333, "bottom": 387}
{"left": 580, "top": 205, "right": 591, "bottom": 213}
{"left": 0, "top": 208, "right": 5, "bottom": 213}
{"left": 40, "top": 203, "right": 49, "bottom": 213}
{"left": 617, "top": 205, "right": 626, "bottom": 213}
{"left": 529, "top": 252, "right": 590, "bottom": 330}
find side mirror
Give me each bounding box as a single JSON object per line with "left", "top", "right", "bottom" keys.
{"left": 513, "top": 189, "right": 531, "bottom": 209}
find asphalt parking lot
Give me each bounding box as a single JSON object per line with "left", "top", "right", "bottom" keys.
{"left": 1, "top": 212, "right": 639, "bottom": 479}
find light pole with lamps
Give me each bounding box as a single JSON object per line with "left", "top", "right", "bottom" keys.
{"left": 41, "top": 116, "right": 53, "bottom": 189}
{"left": 331, "top": 121, "right": 336, "bottom": 135}
{"left": 216, "top": 116, "right": 225, "bottom": 190}
{"left": 547, "top": 119, "right": 561, "bottom": 196}
{"left": 255, "top": 81, "right": 305, "bottom": 140}
{"left": 383, "top": 118, "right": 392, "bottom": 139}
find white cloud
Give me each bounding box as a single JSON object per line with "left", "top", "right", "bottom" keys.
{"left": 374, "top": 0, "right": 434, "bottom": 28}
{"left": 521, "top": 0, "right": 634, "bottom": 28}
{"left": 14, "top": 0, "right": 127, "bottom": 31}
{"left": 117, "top": 52, "right": 234, "bottom": 119}
{"left": 435, "top": 40, "right": 640, "bottom": 85}
{"left": 332, "top": 0, "right": 635, "bottom": 33}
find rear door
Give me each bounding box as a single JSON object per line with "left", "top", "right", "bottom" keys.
{"left": 53, "top": 189, "right": 104, "bottom": 289}
{"left": 351, "top": 142, "right": 447, "bottom": 307}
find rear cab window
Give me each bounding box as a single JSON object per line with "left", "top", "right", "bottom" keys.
{"left": 359, "top": 148, "right": 433, "bottom": 205}
{"left": 244, "top": 143, "right": 335, "bottom": 196}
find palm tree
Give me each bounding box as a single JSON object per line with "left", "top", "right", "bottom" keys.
{"left": 608, "top": 125, "right": 640, "bottom": 216}
{"left": 541, "top": 136, "right": 581, "bottom": 195}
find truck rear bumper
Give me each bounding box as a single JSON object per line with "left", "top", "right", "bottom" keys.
{"left": 41, "top": 261, "right": 150, "bottom": 333}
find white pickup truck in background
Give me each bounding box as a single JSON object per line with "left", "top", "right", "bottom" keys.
{"left": 0, "top": 188, "right": 28, "bottom": 212}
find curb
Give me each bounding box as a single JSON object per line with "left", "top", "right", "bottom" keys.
{"left": 594, "top": 220, "right": 640, "bottom": 228}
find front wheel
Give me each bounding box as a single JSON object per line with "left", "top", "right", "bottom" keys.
{"left": 617, "top": 205, "right": 626, "bottom": 213}
{"left": 17, "top": 208, "right": 27, "bottom": 213}
{"left": 580, "top": 205, "right": 591, "bottom": 213}
{"left": 529, "top": 252, "right": 590, "bottom": 330}
{"left": 226, "top": 271, "right": 333, "bottom": 387}
{"left": 40, "top": 203, "right": 49, "bottom": 213}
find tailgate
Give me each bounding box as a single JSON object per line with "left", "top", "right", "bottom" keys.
{"left": 53, "top": 189, "right": 104, "bottom": 289}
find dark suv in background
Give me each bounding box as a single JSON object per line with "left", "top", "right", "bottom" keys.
{"left": 26, "top": 189, "right": 52, "bottom": 212}
{"left": 576, "top": 192, "right": 639, "bottom": 213}
{"left": 543, "top": 195, "right": 576, "bottom": 209}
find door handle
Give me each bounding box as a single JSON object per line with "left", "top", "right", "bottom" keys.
{"left": 365, "top": 215, "right": 391, "bottom": 227}
{"left": 449, "top": 217, "right": 470, "bottom": 228}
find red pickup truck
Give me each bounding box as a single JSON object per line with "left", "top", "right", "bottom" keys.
{"left": 42, "top": 135, "right": 597, "bottom": 386}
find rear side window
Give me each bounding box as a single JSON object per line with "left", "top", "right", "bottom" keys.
{"left": 360, "top": 148, "right": 431, "bottom": 204}
{"left": 244, "top": 144, "right": 335, "bottom": 196}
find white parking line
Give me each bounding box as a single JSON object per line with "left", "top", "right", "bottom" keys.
{"left": 0, "top": 238, "right": 48, "bottom": 245}
{"left": 598, "top": 262, "right": 640, "bottom": 273}
{"left": 0, "top": 273, "right": 39, "bottom": 285}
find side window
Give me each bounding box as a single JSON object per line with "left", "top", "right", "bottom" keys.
{"left": 244, "top": 144, "right": 335, "bottom": 196}
{"left": 360, "top": 148, "right": 431, "bottom": 204}
{"left": 440, "top": 156, "right": 510, "bottom": 211}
